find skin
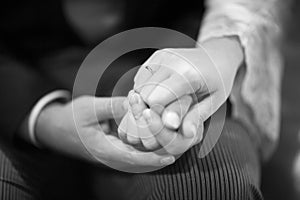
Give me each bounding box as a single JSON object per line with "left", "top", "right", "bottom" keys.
{"left": 22, "top": 96, "right": 175, "bottom": 172}
{"left": 119, "top": 37, "right": 244, "bottom": 155}
{"left": 19, "top": 37, "right": 243, "bottom": 171}
{"left": 118, "top": 91, "right": 194, "bottom": 153}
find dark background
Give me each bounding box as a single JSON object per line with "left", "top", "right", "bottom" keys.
{"left": 0, "top": 0, "right": 300, "bottom": 199}
{"left": 261, "top": 1, "right": 300, "bottom": 200}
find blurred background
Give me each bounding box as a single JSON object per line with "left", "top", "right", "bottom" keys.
{"left": 262, "top": 1, "right": 300, "bottom": 199}
{"left": 0, "top": 0, "right": 299, "bottom": 199}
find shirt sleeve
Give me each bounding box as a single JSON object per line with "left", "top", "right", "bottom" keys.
{"left": 0, "top": 56, "right": 57, "bottom": 144}
{"left": 198, "top": 0, "right": 288, "bottom": 159}
{"left": 28, "top": 90, "right": 71, "bottom": 147}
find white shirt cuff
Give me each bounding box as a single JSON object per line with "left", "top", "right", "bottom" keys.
{"left": 28, "top": 90, "right": 71, "bottom": 147}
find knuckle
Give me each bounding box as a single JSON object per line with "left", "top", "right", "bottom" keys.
{"left": 154, "top": 49, "right": 168, "bottom": 55}
{"left": 77, "top": 95, "right": 91, "bottom": 104}
{"left": 149, "top": 49, "right": 166, "bottom": 61}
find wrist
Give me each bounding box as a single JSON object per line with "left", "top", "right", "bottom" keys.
{"left": 200, "top": 37, "right": 244, "bottom": 95}
{"left": 202, "top": 36, "right": 244, "bottom": 72}
{"left": 35, "top": 101, "right": 96, "bottom": 162}
{"left": 35, "top": 102, "right": 65, "bottom": 147}
{"left": 27, "top": 90, "right": 71, "bottom": 147}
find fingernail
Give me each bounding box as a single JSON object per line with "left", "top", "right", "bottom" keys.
{"left": 160, "top": 156, "right": 175, "bottom": 165}
{"left": 163, "top": 111, "right": 180, "bottom": 129}
{"left": 143, "top": 109, "right": 152, "bottom": 121}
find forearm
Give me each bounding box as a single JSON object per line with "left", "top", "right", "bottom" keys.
{"left": 199, "top": 0, "right": 284, "bottom": 43}
{"left": 201, "top": 36, "right": 244, "bottom": 96}
{"left": 199, "top": 0, "right": 287, "bottom": 158}
{"left": 198, "top": 0, "right": 284, "bottom": 96}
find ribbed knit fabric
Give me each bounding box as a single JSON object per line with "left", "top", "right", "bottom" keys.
{"left": 126, "top": 119, "right": 263, "bottom": 200}
{"left": 0, "top": 119, "right": 263, "bottom": 200}
{"left": 0, "top": 146, "right": 33, "bottom": 200}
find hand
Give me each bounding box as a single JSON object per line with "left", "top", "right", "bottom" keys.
{"left": 118, "top": 90, "right": 160, "bottom": 150}
{"left": 118, "top": 90, "right": 195, "bottom": 155}
{"left": 134, "top": 37, "right": 244, "bottom": 147}
{"left": 35, "top": 96, "right": 175, "bottom": 172}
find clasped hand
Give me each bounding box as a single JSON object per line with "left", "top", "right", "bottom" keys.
{"left": 118, "top": 38, "right": 243, "bottom": 156}
{"left": 35, "top": 37, "right": 242, "bottom": 172}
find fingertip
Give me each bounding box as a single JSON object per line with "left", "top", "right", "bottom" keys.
{"left": 162, "top": 111, "right": 180, "bottom": 130}
{"left": 110, "top": 97, "right": 129, "bottom": 118}
{"left": 143, "top": 108, "right": 161, "bottom": 127}
{"left": 129, "top": 92, "right": 140, "bottom": 106}
{"left": 128, "top": 90, "right": 135, "bottom": 97}
{"left": 127, "top": 134, "right": 140, "bottom": 145}
{"left": 160, "top": 156, "right": 175, "bottom": 165}
{"left": 188, "top": 124, "right": 197, "bottom": 138}
{"left": 146, "top": 90, "right": 159, "bottom": 106}
{"left": 143, "top": 109, "right": 152, "bottom": 122}
{"left": 140, "top": 85, "right": 154, "bottom": 105}
{"left": 182, "top": 121, "right": 197, "bottom": 138}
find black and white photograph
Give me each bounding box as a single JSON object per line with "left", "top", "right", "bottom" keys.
{"left": 0, "top": 0, "right": 299, "bottom": 199}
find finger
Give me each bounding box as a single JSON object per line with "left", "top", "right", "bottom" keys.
{"left": 100, "top": 121, "right": 111, "bottom": 134}
{"left": 146, "top": 74, "right": 194, "bottom": 107}
{"left": 118, "top": 113, "right": 129, "bottom": 142}
{"left": 94, "top": 97, "right": 127, "bottom": 121}
{"left": 162, "top": 95, "right": 193, "bottom": 130}
{"left": 133, "top": 65, "right": 154, "bottom": 90}
{"left": 128, "top": 91, "right": 147, "bottom": 119}
{"left": 127, "top": 150, "right": 175, "bottom": 167}
{"left": 144, "top": 109, "right": 195, "bottom": 155}
{"left": 136, "top": 116, "right": 160, "bottom": 150}
{"left": 182, "top": 97, "right": 213, "bottom": 143}
{"left": 139, "top": 67, "right": 171, "bottom": 100}
{"left": 126, "top": 111, "right": 141, "bottom": 145}
{"left": 133, "top": 52, "right": 164, "bottom": 91}
{"left": 126, "top": 92, "right": 145, "bottom": 144}
{"left": 144, "top": 109, "right": 175, "bottom": 147}
{"left": 103, "top": 135, "right": 175, "bottom": 171}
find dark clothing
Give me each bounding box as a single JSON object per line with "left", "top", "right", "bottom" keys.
{"left": 0, "top": 145, "right": 33, "bottom": 200}
{"left": 0, "top": 1, "right": 263, "bottom": 199}
{"left": 135, "top": 120, "right": 263, "bottom": 200}
{"left": 0, "top": 119, "right": 263, "bottom": 200}
{"left": 0, "top": 0, "right": 204, "bottom": 144}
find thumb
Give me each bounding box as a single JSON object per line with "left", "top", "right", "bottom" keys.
{"left": 182, "top": 96, "right": 217, "bottom": 140}
{"left": 162, "top": 95, "right": 193, "bottom": 130}
{"left": 94, "top": 97, "right": 127, "bottom": 121}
